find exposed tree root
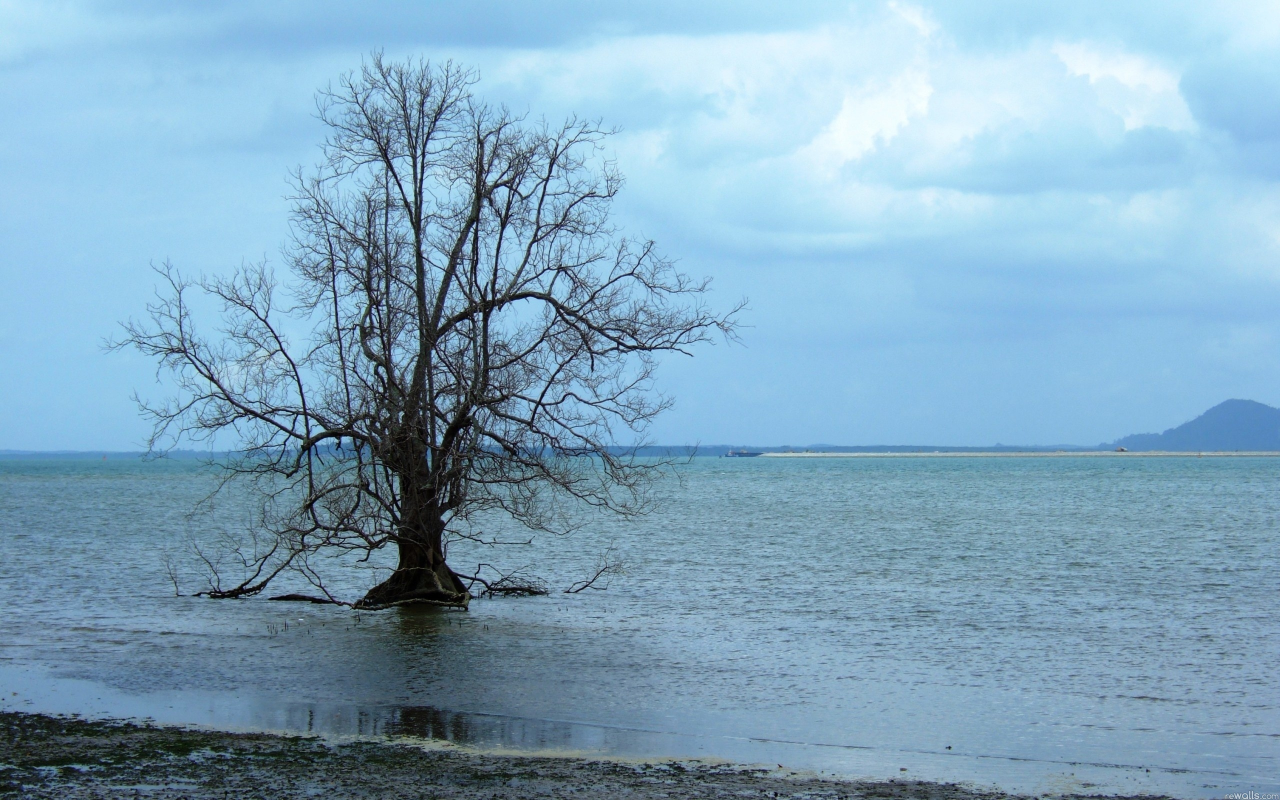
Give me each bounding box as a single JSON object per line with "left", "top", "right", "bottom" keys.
{"left": 355, "top": 563, "right": 471, "bottom": 610}
{"left": 351, "top": 594, "right": 470, "bottom": 611}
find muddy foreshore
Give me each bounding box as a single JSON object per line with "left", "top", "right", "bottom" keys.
{"left": 0, "top": 711, "right": 1177, "bottom": 800}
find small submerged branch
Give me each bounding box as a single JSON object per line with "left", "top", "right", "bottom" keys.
{"left": 160, "top": 552, "right": 182, "bottom": 597}
{"left": 268, "top": 593, "right": 351, "bottom": 606}
{"left": 565, "top": 543, "right": 626, "bottom": 594}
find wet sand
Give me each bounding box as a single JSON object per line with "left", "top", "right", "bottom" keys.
{"left": 0, "top": 712, "right": 1174, "bottom": 800}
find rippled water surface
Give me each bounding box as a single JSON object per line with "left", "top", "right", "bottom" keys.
{"left": 0, "top": 455, "right": 1276, "bottom": 796}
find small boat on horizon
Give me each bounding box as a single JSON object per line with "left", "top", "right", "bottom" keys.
{"left": 725, "top": 449, "right": 763, "bottom": 457}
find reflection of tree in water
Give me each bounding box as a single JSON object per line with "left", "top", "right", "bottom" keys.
{"left": 377, "top": 609, "right": 584, "bottom": 749}
{"left": 390, "top": 607, "right": 453, "bottom": 638}
{"left": 384, "top": 705, "right": 584, "bottom": 751}
{"left": 386, "top": 706, "right": 476, "bottom": 744}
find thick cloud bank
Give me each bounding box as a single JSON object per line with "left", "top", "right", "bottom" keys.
{"left": 2, "top": 1, "right": 1279, "bottom": 448}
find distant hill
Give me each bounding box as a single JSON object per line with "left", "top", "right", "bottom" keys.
{"left": 1109, "top": 399, "right": 1280, "bottom": 451}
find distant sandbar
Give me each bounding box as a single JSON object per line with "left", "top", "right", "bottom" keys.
{"left": 758, "top": 450, "right": 1280, "bottom": 458}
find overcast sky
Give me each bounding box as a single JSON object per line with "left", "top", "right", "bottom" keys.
{"left": 4, "top": 1, "right": 1280, "bottom": 449}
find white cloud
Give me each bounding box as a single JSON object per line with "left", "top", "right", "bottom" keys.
{"left": 482, "top": 16, "right": 1204, "bottom": 222}
{"left": 888, "top": 1, "right": 938, "bottom": 38}
{"left": 1052, "top": 42, "right": 1196, "bottom": 131}
{"left": 798, "top": 69, "right": 933, "bottom": 176}
{"left": 486, "top": 14, "right": 931, "bottom": 163}
{"left": 1211, "top": 0, "right": 1280, "bottom": 51}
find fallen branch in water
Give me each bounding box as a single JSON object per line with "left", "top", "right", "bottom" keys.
{"left": 268, "top": 593, "right": 350, "bottom": 605}
{"left": 456, "top": 564, "right": 549, "bottom": 598}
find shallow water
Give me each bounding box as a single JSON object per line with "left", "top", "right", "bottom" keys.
{"left": 0, "top": 455, "right": 1276, "bottom": 796}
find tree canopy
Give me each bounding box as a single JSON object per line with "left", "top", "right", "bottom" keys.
{"left": 118, "top": 55, "right": 738, "bottom": 608}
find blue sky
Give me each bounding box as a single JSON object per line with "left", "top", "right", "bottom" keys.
{"left": 3, "top": 1, "right": 1280, "bottom": 449}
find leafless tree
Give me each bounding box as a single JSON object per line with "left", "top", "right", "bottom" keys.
{"left": 114, "top": 54, "right": 738, "bottom": 609}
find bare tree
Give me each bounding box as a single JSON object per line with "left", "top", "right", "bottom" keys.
{"left": 115, "top": 54, "right": 738, "bottom": 609}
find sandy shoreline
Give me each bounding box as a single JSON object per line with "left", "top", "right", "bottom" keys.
{"left": 0, "top": 712, "right": 1177, "bottom": 800}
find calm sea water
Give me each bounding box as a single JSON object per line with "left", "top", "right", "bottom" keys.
{"left": 0, "top": 455, "right": 1275, "bottom": 797}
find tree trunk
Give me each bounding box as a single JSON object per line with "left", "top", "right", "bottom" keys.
{"left": 356, "top": 524, "right": 470, "bottom": 610}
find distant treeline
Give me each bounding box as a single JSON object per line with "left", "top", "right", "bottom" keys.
{"left": 1, "top": 444, "right": 1090, "bottom": 459}
{"left": 622, "top": 444, "right": 1087, "bottom": 457}
{"left": 11, "top": 398, "right": 1279, "bottom": 458}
